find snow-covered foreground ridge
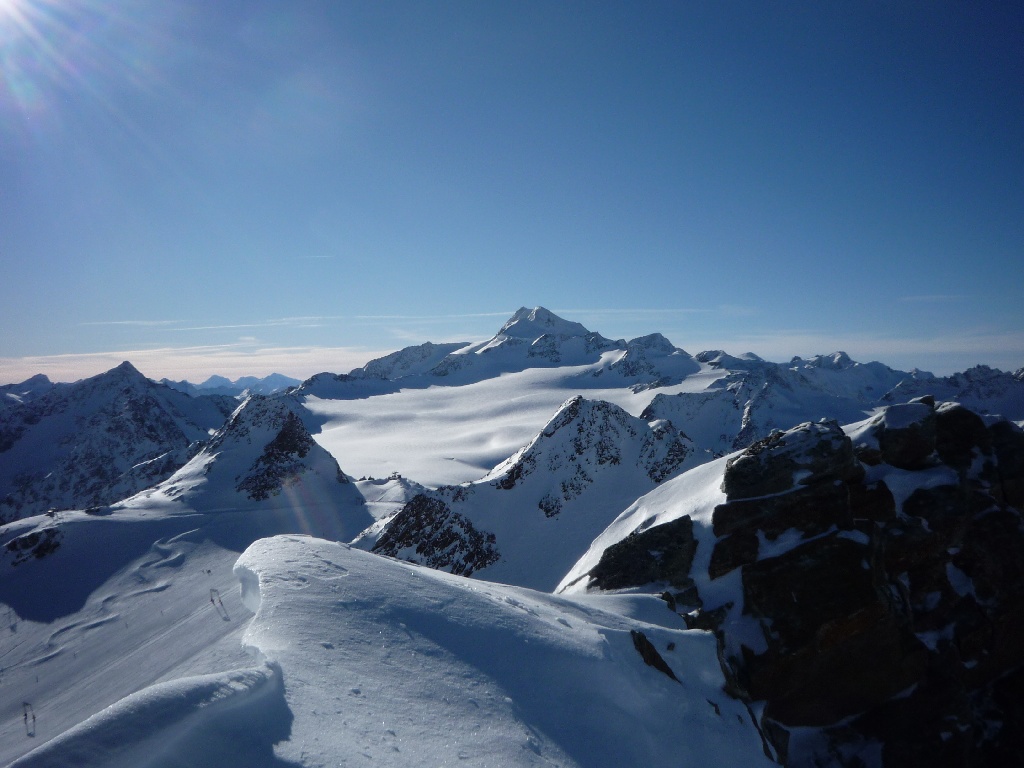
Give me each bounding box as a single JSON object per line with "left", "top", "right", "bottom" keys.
{"left": 13, "top": 534, "right": 774, "bottom": 768}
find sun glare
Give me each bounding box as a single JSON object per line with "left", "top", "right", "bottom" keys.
{"left": 0, "top": 0, "right": 179, "bottom": 137}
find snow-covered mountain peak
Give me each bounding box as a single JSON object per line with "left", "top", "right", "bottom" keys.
{"left": 0, "top": 374, "right": 54, "bottom": 407}
{"left": 0, "top": 363, "right": 235, "bottom": 521}
{"left": 102, "top": 360, "right": 147, "bottom": 383}
{"left": 353, "top": 341, "right": 470, "bottom": 380}
{"left": 485, "top": 395, "right": 694, "bottom": 490}
{"left": 128, "top": 395, "right": 371, "bottom": 541}
{"left": 792, "top": 351, "right": 856, "bottom": 370}
{"left": 497, "top": 306, "right": 591, "bottom": 339}
{"left": 625, "top": 332, "right": 678, "bottom": 354}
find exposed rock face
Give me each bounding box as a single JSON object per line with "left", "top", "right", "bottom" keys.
{"left": 630, "top": 630, "right": 680, "bottom": 682}
{"left": 579, "top": 400, "right": 1024, "bottom": 766}
{"left": 588, "top": 515, "right": 697, "bottom": 594}
{"left": 198, "top": 395, "right": 349, "bottom": 503}
{"left": 488, "top": 396, "right": 692, "bottom": 506}
{"left": 720, "top": 419, "right": 863, "bottom": 500}
{"left": 371, "top": 494, "right": 499, "bottom": 576}
{"left": 236, "top": 410, "right": 326, "bottom": 501}
{"left": 716, "top": 402, "right": 1024, "bottom": 764}
{"left": 3, "top": 526, "right": 63, "bottom": 566}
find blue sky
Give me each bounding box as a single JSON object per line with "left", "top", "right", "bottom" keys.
{"left": 2, "top": 0, "right": 1022, "bottom": 383}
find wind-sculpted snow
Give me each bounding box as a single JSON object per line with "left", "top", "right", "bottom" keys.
{"left": 232, "top": 535, "right": 774, "bottom": 767}
{"left": 10, "top": 664, "right": 289, "bottom": 768}
{"left": 368, "top": 396, "right": 697, "bottom": 590}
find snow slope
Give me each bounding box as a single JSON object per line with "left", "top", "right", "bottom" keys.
{"left": 1, "top": 519, "right": 774, "bottom": 766}
{"left": 0, "top": 516, "right": 257, "bottom": 767}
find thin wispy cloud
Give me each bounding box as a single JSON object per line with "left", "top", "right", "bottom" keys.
{"left": 79, "top": 319, "right": 183, "bottom": 327}
{"left": 899, "top": 294, "right": 971, "bottom": 303}
{"left": 0, "top": 343, "right": 392, "bottom": 384}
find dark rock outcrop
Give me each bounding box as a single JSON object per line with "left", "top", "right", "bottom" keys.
{"left": 372, "top": 494, "right": 500, "bottom": 576}
{"left": 630, "top": 629, "right": 680, "bottom": 682}
{"left": 588, "top": 516, "right": 697, "bottom": 593}
{"left": 720, "top": 419, "right": 862, "bottom": 501}
{"left": 714, "top": 402, "right": 1024, "bottom": 764}
{"left": 584, "top": 399, "right": 1024, "bottom": 766}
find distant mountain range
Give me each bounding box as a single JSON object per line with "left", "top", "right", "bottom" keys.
{"left": 2, "top": 307, "right": 1023, "bottom": 766}
{"left": 160, "top": 372, "right": 302, "bottom": 397}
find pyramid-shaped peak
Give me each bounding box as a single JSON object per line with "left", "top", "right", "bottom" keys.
{"left": 91, "top": 360, "right": 147, "bottom": 384}
{"left": 497, "top": 307, "right": 591, "bottom": 339}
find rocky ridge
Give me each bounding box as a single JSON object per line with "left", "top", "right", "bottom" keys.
{"left": 570, "top": 398, "right": 1024, "bottom": 766}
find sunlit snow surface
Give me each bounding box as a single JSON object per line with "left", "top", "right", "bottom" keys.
{"left": 231, "top": 535, "right": 772, "bottom": 767}
{"left": 3, "top": 526, "right": 773, "bottom": 767}
{"left": 304, "top": 361, "right": 728, "bottom": 486}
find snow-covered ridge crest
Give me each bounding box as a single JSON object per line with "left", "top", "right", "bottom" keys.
{"left": 125, "top": 395, "right": 373, "bottom": 543}
{"left": 230, "top": 534, "right": 774, "bottom": 767}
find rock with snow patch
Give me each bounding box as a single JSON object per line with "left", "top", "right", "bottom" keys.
{"left": 371, "top": 494, "right": 500, "bottom": 576}
{"left": 720, "top": 419, "right": 861, "bottom": 500}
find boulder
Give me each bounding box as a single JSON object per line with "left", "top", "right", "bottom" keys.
{"left": 721, "top": 420, "right": 861, "bottom": 500}
{"left": 587, "top": 515, "right": 697, "bottom": 591}
{"left": 878, "top": 402, "right": 937, "bottom": 469}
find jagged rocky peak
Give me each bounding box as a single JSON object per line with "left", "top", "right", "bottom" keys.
{"left": 0, "top": 361, "right": 234, "bottom": 521}
{"left": 198, "top": 394, "right": 351, "bottom": 503}
{"left": 112, "top": 360, "right": 148, "bottom": 379}
{"left": 210, "top": 394, "right": 311, "bottom": 450}
{"left": 371, "top": 494, "right": 499, "bottom": 576}
{"left": 487, "top": 395, "right": 692, "bottom": 494}
{"left": 497, "top": 306, "right": 591, "bottom": 339}
{"left": 0, "top": 374, "right": 54, "bottom": 407}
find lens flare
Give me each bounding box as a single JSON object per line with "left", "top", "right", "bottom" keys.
{"left": 0, "top": 0, "right": 182, "bottom": 140}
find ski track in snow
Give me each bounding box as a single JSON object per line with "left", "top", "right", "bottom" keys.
{"left": 0, "top": 526, "right": 256, "bottom": 767}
